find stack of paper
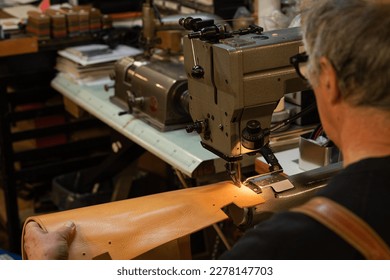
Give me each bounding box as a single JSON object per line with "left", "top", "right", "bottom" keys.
{"left": 56, "top": 44, "right": 142, "bottom": 86}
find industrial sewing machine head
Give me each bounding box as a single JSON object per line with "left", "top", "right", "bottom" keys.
{"left": 180, "top": 17, "right": 307, "bottom": 186}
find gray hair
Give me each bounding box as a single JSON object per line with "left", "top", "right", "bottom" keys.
{"left": 301, "top": 0, "right": 390, "bottom": 110}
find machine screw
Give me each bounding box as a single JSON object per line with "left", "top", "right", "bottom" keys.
{"left": 104, "top": 84, "right": 115, "bottom": 92}
{"left": 186, "top": 121, "right": 204, "bottom": 133}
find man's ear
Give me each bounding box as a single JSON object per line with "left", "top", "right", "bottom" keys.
{"left": 319, "top": 57, "right": 341, "bottom": 104}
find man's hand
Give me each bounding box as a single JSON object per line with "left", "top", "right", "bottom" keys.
{"left": 24, "top": 221, "right": 76, "bottom": 260}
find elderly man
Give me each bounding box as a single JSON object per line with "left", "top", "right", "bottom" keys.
{"left": 24, "top": 0, "right": 390, "bottom": 259}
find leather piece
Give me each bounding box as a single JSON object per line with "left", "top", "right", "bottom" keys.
{"left": 22, "top": 181, "right": 264, "bottom": 260}
{"left": 291, "top": 197, "right": 390, "bottom": 260}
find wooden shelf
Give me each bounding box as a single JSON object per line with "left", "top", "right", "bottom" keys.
{"left": 0, "top": 36, "right": 38, "bottom": 57}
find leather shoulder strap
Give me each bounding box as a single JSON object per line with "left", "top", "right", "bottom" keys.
{"left": 291, "top": 197, "right": 390, "bottom": 260}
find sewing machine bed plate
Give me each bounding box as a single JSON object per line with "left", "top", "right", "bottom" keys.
{"left": 51, "top": 74, "right": 220, "bottom": 177}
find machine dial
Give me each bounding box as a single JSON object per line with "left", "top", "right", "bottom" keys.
{"left": 241, "top": 120, "right": 265, "bottom": 150}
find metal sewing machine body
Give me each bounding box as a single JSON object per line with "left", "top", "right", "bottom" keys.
{"left": 111, "top": 54, "right": 191, "bottom": 131}
{"left": 181, "top": 18, "right": 307, "bottom": 183}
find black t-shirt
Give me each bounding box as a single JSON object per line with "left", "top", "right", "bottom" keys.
{"left": 220, "top": 156, "right": 390, "bottom": 259}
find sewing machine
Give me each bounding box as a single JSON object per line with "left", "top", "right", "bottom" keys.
{"left": 180, "top": 18, "right": 342, "bottom": 227}
{"left": 110, "top": 0, "right": 222, "bottom": 131}
{"left": 181, "top": 18, "right": 306, "bottom": 182}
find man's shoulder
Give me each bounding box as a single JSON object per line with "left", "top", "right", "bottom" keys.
{"left": 344, "top": 155, "right": 390, "bottom": 173}
{"left": 325, "top": 155, "right": 390, "bottom": 189}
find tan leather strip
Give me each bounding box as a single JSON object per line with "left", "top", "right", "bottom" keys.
{"left": 291, "top": 197, "right": 390, "bottom": 260}
{"left": 22, "top": 181, "right": 264, "bottom": 260}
